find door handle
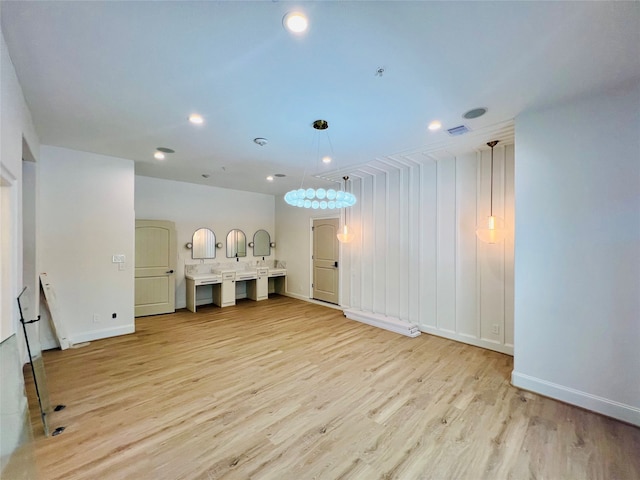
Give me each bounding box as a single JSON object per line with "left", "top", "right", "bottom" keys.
{"left": 334, "top": 261, "right": 338, "bottom": 268}
{"left": 166, "top": 270, "right": 174, "bottom": 274}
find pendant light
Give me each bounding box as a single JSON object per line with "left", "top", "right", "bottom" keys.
{"left": 337, "top": 176, "right": 354, "bottom": 243}
{"left": 476, "top": 140, "right": 506, "bottom": 244}
{"left": 284, "top": 120, "right": 357, "bottom": 210}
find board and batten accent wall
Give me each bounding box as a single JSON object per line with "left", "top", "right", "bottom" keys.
{"left": 341, "top": 144, "right": 515, "bottom": 355}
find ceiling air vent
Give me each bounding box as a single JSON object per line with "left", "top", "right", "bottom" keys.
{"left": 447, "top": 125, "right": 470, "bottom": 136}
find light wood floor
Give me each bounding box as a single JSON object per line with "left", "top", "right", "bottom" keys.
{"left": 21, "top": 296, "right": 640, "bottom": 480}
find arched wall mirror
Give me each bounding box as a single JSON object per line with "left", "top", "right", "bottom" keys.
{"left": 252, "top": 230, "right": 271, "bottom": 257}
{"left": 226, "top": 229, "right": 247, "bottom": 258}
{"left": 192, "top": 228, "right": 216, "bottom": 259}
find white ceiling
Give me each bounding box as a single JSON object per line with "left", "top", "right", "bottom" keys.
{"left": 2, "top": 1, "right": 639, "bottom": 195}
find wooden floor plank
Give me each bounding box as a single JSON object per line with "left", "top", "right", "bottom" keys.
{"left": 17, "top": 296, "right": 640, "bottom": 480}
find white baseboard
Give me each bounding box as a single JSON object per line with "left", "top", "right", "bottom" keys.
{"left": 511, "top": 371, "right": 640, "bottom": 427}
{"left": 343, "top": 309, "right": 421, "bottom": 338}
{"left": 281, "top": 292, "right": 344, "bottom": 311}
{"left": 69, "top": 324, "right": 135, "bottom": 345}
{"left": 419, "top": 326, "right": 514, "bottom": 355}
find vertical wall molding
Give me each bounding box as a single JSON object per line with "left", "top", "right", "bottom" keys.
{"left": 337, "top": 142, "right": 514, "bottom": 355}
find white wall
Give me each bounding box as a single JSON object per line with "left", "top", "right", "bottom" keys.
{"left": 0, "top": 28, "right": 39, "bottom": 343}
{"left": 274, "top": 197, "right": 341, "bottom": 301}
{"left": 512, "top": 82, "right": 640, "bottom": 426}
{"left": 135, "top": 176, "right": 276, "bottom": 308}
{"left": 275, "top": 146, "right": 515, "bottom": 354}
{"left": 39, "top": 146, "right": 135, "bottom": 344}
{"left": 0, "top": 25, "right": 40, "bottom": 470}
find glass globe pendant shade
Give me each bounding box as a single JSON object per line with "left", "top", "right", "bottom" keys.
{"left": 284, "top": 188, "right": 356, "bottom": 209}
{"left": 337, "top": 224, "right": 354, "bottom": 243}
{"left": 476, "top": 215, "right": 506, "bottom": 244}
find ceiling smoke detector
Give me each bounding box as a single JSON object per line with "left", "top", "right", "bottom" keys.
{"left": 463, "top": 107, "right": 487, "bottom": 119}
{"left": 253, "top": 137, "right": 268, "bottom": 146}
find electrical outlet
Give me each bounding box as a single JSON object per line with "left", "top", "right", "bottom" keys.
{"left": 93, "top": 313, "right": 100, "bottom": 323}
{"left": 491, "top": 324, "right": 500, "bottom": 335}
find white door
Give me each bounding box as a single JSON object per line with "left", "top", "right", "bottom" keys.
{"left": 312, "top": 218, "right": 339, "bottom": 304}
{"left": 135, "top": 220, "right": 176, "bottom": 317}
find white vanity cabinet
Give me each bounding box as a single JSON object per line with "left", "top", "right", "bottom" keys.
{"left": 185, "top": 273, "right": 222, "bottom": 313}
{"left": 213, "top": 271, "right": 236, "bottom": 308}
{"left": 247, "top": 268, "right": 269, "bottom": 301}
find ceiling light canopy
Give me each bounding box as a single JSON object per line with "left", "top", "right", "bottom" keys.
{"left": 283, "top": 11, "right": 308, "bottom": 33}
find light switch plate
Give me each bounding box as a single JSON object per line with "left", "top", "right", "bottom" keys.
{"left": 112, "top": 254, "right": 125, "bottom": 263}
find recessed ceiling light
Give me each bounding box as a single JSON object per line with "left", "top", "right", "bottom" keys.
{"left": 428, "top": 120, "right": 442, "bottom": 131}
{"left": 463, "top": 107, "right": 487, "bottom": 119}
{"left": 266, "top": 176, "right": 274, "bottom": 182}
{"left": 283, "top": 12, "right": 308, "bottom": 34}
{"left": 156, "top": 147, "right": 175, "bottom": 153}
{"left": 254, "top": 138, "right": 268, "bottom": 146}
{"left": 322, "top": 156, "right": 332, "bottom": 164}
{"left": 154, "top": 151, "right": 165, "bottom": 160}
{"left": 189, "top": 113, "right": 204, "bottom": 125}
{"left": 274, "top": 173, "right": 286, "bottom": 178}
{"left": 202, "top": 174, "right": 210, "bottom": 178}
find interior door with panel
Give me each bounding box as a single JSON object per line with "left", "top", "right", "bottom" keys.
{"left": 135, "top": 220, "right": 176, "bottom": 317}
{"left": 312, "top": 218, "right": 339, "bottom": 304}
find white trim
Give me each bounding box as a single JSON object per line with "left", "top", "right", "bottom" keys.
{"left": 69, "top": 324, "right": 135, "bottom": 345}
{"left": 344, "top": 308, "right": 421, "bottom": 338}
{"left": 511, "top": 371, "right": 640, "bottom": 427}
{"left": 280, "top": 291, "right": 343, "bottom": 311}
{"left": 420, "top": 325, "right": 514, "bottom": 355}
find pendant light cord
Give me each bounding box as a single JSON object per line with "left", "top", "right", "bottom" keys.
{"left": 487, "top": 140, "right": 499, "bottom": 216}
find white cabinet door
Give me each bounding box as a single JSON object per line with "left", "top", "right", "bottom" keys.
{"left": 221, "top": 279, "right": 236, "bottom": 307}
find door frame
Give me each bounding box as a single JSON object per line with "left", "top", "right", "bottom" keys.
{"left": 309, "top": 214, "right": 341, "bottom": 306}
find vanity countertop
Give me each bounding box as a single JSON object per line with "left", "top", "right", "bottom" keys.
{"left": 185, "top": 272, "right": 222, "bottom": 283}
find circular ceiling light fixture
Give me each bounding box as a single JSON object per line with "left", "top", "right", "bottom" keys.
{"left": 266, "top": 176, "right": 274, "bottom": 182}
{"left": 274, "top": 173, "right": 286, "bottom": 178}
{"left": 463, "top": 107, "right": 487, "bottom": 119}
{"left": 154, "top": 147, "right": 174, "bottom": 160}
{"left": 428, "top": 120, "right": 442, "bottom": 131}
{"left": 202, "top": 174, "right": 210, "bottom": 178}
{"left": 254, "top": 137, "right": 268, "bottom": 146}
{"left": 283, "top": 11, "right": 308, "bottom": 34}
{"left": 284, "top": 120, "right": 357, "bottom": 210}
{"left": 189, "top": 113, "right": 204, "bottom": 125}
{"left": 322, "top": 156, "right": 332, "bottom": 164}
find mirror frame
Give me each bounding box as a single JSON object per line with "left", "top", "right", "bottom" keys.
{"left": 192, "top": 228, "right": 216, "bottom": 259}
{"left": 252, "top": 230, "right": 271, "bottom": 257}
{"left": 226, "top": 229, "right": 247, "bottom": 258}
